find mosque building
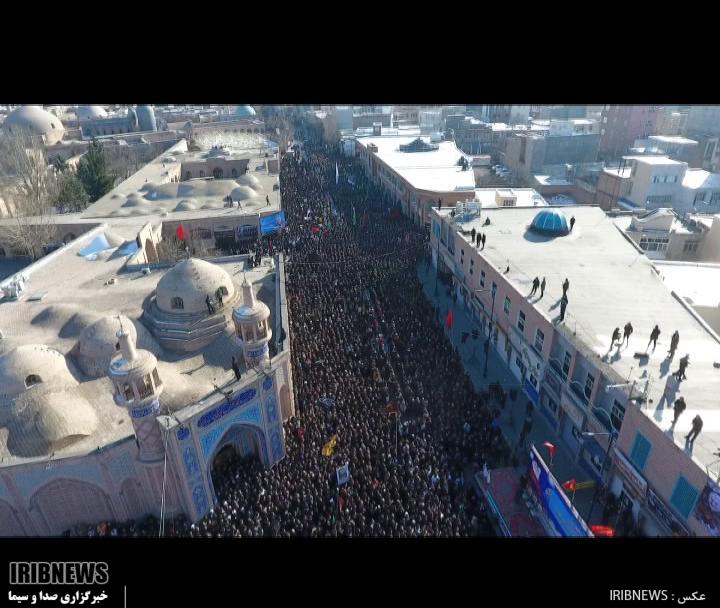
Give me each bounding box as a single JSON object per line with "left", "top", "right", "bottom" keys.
{"left": 0, "top": 232, "right": 293, "bottom": 535}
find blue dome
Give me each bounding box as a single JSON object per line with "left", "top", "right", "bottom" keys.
{"left": 235, "top": 105, "right": 256, "bottom": 118}
{"left": 530, "top": 209, "right": 570, "bottom": 235}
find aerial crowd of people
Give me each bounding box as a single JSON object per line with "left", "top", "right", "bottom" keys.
{"left": 66, "top": 125, "right": 522, "bottom": 538}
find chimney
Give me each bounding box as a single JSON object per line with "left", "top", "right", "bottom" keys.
{"left": 373, "top": 122, "right": 382, "bottom": 136}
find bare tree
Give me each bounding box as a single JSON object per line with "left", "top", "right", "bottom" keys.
{"left": 0, "top": 129, "right": 58, "bottom": 260}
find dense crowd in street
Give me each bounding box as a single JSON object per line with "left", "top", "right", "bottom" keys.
{"left": 66, "top": 126, "right": 514, "bottom": 538}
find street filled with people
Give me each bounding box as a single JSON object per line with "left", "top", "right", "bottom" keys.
{"left": 68, "top": 126, "right": 519, "bottom": 538}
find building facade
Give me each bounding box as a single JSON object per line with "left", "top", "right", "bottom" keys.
{"left": 599, "top": 105, "right": 660, "bottom": 161}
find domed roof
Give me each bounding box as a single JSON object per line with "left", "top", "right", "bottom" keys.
{"left": 235, "top": 105, "right": 257, "bottom": 118}
{"left": 3, "top": 106, "right": 65, "bottom": 144}
{"left": 0, "top": 345, "right": 78, "bottom": 403}
{"left": 156, "top": 258, "right": 236, "bottom": 315}
{"left": 77, "top": 315, "right": 136, "bottom": 378}
{"left": 16, "top": 385, "right": 98, "bottom": 451}
{"left": 530, "top": 209, "right": 570, "bottom": 235}
{"left": 233, "top": 280, "right": 270, "bottom": 323}
{"left": 236, "top": 174, "right": 262, "bottom": 191}
{"left": 76, "top": 105, "right": 107, "bottom": 120}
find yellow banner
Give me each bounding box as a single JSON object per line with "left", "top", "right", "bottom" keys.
{"left": 322, "top": 435, "right": 338, "bottom": 457}
{"left": 575, "top": 481, "right": 596, "bottom": 491}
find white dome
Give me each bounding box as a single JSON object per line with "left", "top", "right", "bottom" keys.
{"left": 77, "top": 315, "right": 136, "bottom": 378}
{"left": 0, "top": 345, "right": 78, "bottom": 410}
{"left": 3, "top": 106, "right": 65, "bottom": 144}
{"left": 76, "top": 105, "right": 108, "bottom": 120}
{"left": 156, "top": 258, "right": 235, "bottom": 315}
{"left": 16, "top": 385, "right": 99, "bottom": 451}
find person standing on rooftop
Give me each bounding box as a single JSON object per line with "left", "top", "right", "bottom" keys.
{"left": 622, "top": 322, "right": 633, "bottom": 347}
{"left": 647, "top": 325, "right": 661, "bottom": 352}
{"left": 562, "top": 278, "right": 569, "bottom": 296}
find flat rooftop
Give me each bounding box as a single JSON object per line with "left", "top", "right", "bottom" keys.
{"left": 473, "top": 188, "right": 547, "bottom": 208}
{"left": 80, "top": 140, "right": 280, "bottom": 220}
{"left": 356, "top": 135, "right": 476, "bottom": 193}
{"left": 655, "top": 261, "right": 720, "bottom": 308}
{"left": 0, "top": 229, "right": 277, "bottom": 465}
{"left": 682, "top": 168, "right": 720, "bottom": 191}
{"left": 648, "top": 135, "right": 698, "bottom": 146}
{"left": 439, "top": 205, "right": 720, "bottom": 475}
{"left": 632, "top": 155, "right": 686, "bottom": 167}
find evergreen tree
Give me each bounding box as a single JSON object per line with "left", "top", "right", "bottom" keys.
{"left": 52, "top": 156, "right": 68, "bottom": 173}
{"left": 77, "top": 140, "right": 115, "bottom": 202}
{"left": 55, "top": 172, "right": 90, "bottom": 212}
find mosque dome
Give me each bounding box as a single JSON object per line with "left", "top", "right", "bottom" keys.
{"left": 156, "top": 258, "right": 236, "bottom": 315}
{"left": 16, "top": 385, "right": 99, "bottom": 451}
{"left": 0, "top": 345, "right": 78, "bottom": 407}
{"left": 2, "top": 106, "right": 65, "bottom": 144}
{"left": 127, "top": 107, "right": 138, "bottom": 131}
{"left": 530, "top": 209, "right": 570, "bottom": 236}
{"left": 235, "top": 105, "right": 257, "bottom": 118}
{"left": 77, "top": 315, "right": 137, "bottom": 378}
{"left": 136, "top": 105, "right": 157, "bottom": 132}
{"left": 76, "top": 105, "right": 108, "bottom": 121}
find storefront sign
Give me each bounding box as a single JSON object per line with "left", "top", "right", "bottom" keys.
{"left": 693, "top": 480, "right": 720, "bottom": 537}
{"left": 613, "top": 448, "right": 648, "bottom": 499}
{"left": 528, "top": 445, "right": 593, "bottom": 537}
{"left": 647, "top": 487, "right": 690, "bottom": 537}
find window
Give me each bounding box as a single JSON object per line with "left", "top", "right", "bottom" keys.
{"left": 629, "top": 432, "right": 652, "bottom": 471}
{"left": 639, "top": 236, "right": 669, "bottom": 252}
{"left": 683, "top": 241, "right": 698, "bottom": 253}
{"left": 480, "top": 270, "right": 485, "bottom": 287}
{"left": 25, "top": 374, "right": 42, "bottom": 388}
{"left": 517, "top": 310, "right": 526, "bottom": 333}
{"left": 670, "top": 175, "right": 678, "bottom": 183}
{"left": 562, "top": 351, "right": 572, "bottom": 380}
{"left": 528, "top": 372, "right": 538, "bottom": 389}
{"left": 670, "top": 476, "right": 700, "bottom": 520}
{"left": 610, "top": 399, "right": 626, "bottom": 431}
{"left": 652, "top": 175, "right": 660, "bottom": 183}
{"left": 123, "top": 383, "right": 134, "bottom": 401}
{"left": 171, "top": 297, "right": 184, "bottom": 310}
{"left": 491, "top": 282, "right": 497, "bottom": 298}
{"left": 231, "top": 168, "right": 238, "bottom": 178}
{"left": 137, "top": 374, "right": 154, "bottom": 399}
{"left": 694, "top": 191, "right": 706, "bottom": 204}
{"left": 516, "top": 356, "right": 526, "bottom": 378}
{"left": 711, "top": 192, "right": 720, "bottom": 204}
{"left": 152, "top": 368, "right": 161, "bottom": 387}
{"left": 199, "top": 170, "right": 205, "bottom": 178}
{"left": 534, "top": 329, "right": 544, "bottom": 353}
{"left": 584, "top": 373, "right": 595, "bottom": 400}
{"left": 503, "top": 297, "right": 511, "bottom": 315}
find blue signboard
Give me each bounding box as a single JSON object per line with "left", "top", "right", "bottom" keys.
{"left": 260, "top": 211, "right": 287, "bottom": 235}
{"left": 528, "top": 445, "right": 593, "bottom": 537}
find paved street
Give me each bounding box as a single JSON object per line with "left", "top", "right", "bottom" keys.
{"left": 417, "top": 261, "right": 604, "bottom": 527}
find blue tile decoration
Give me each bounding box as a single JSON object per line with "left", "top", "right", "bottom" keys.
{"left": 197, "top": 388, "right": 257, "bottom": 428}
{"left": 263, "top": 376, "right": 273, "bottom": 391}
{"left": 247, "top": 345, "right": 268, "bottom": 359}
{"left": 200, "top": 403, "right": 263, "bottom": 458}
{"left": 192, "top": 485, "right": 208, "bottom": 515}
{"left": 266, "top": 396, "right": 278, "bottom": 424}
{"left": 271, "top": 430, "right": 283, "bottom": 461}
{"left": 183, "top": 447, "right": 199, "bottom": 477}
{"left": 176, "top": 426, "right": 190, "bottom": 441}
{"left": 130, "top": 399, "right": 160, "bottom": 419}
{"left": 107, "top": 451, "right": 136, "bottom": 483}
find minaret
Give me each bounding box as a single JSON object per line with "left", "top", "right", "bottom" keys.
{"left": 109, "top": 324, "right": 165, "bottom": 462}
{"left": 232, "top": 277, "right": 272, "bottom": 368}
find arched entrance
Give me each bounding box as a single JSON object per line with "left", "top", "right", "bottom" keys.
{"left": 207, "top": 424, "right": 263, "bottom": 503}
{"left": 212, "top": 167, "right": 224, "bottom": 179}
{"left": 0, "top": 499, "right": 25, "bottom": 536}
{"left": 30, "top": 478, "right": 115, "bottom": 535}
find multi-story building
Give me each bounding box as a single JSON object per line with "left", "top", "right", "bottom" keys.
{"left": 599, "top": 105, "right": 660, "bottom": 161}
{"left": 430, "top": 203, "right": 720, "bottom": 536}
{"left": 685, "top": 105, "right": 720, "bottom": 138}
{"left": 655, "top": 108, "right": 689, "bottom": 137}
{"left": 504, "top": 120, "right": 600, "bottom": 182}
{"left": 354, "top": 134, "right": 475, "bottom": 227}
{"left": 596, "top": 156, "right": 688, "bottom": 211}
